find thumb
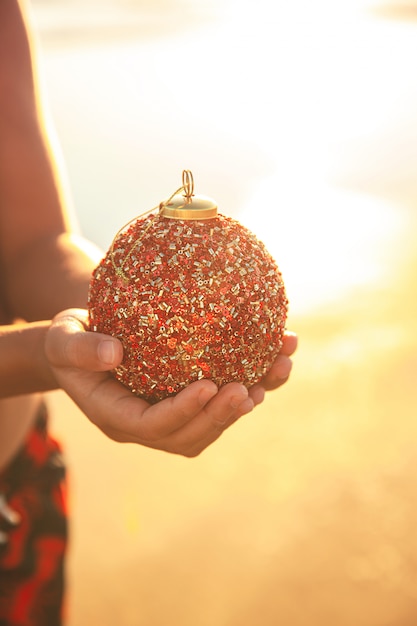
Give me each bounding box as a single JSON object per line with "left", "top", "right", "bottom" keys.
{"left": 45, "top": 309, "right": 123, "bottom": 371}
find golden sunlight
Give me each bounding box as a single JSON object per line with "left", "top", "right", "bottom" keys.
{"left": 32, "top": 0, "right": 417, "bottom": 624}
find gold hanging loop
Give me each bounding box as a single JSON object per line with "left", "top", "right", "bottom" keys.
{"left": 182, "top": 170, "right": 194, "bottom": 201}
{"left": 162, "top": 170, "right": 217, "bottom": 220}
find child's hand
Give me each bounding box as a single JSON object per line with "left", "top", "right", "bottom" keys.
{"left": 45, "top": 309, "right": 296, "bottom": 457}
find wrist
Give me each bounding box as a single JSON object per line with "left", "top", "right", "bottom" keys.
{"left": 0, "top": 320, "right": 58, "bottom": 398}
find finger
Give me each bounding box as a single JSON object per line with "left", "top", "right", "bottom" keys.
{"left": 95, "top": 380, "right": 253, "bottom": 454}
{"left": 86, "top": 379, "right": 219, "bottom": 446}
{"left": 280, "top": 331, "right": 298, "bottom": 356}
{"left": 248, "top": 384, "right": 266, "bottom": 406}
{"left": 260, "top": 354, "right": 294, "bottom": 391}
{"left": 137, "top": 379, "right": 219, "bottom": 442}
{"left": 253, "top": 331, "right": 297, "bottom": 394}
{"left": 199, "top": 382, "right": 253, "bottom": 430}
{"left": 46, "top": 309, "right": 123, "bottom": 371}
{"left": 153, "top": 382, "right": 255, "bottom": 457}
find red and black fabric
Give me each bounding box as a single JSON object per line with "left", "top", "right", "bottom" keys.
{"left": 0, "top": 403, "right": 68, "bottom": 626}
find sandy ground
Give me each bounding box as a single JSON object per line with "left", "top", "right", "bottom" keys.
{"left": 31, "top": 1, "right": 417, "bottom": 624}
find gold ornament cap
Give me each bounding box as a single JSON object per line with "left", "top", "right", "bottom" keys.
{"left": 160, "top": 170, "right": 218, "bottom": 220}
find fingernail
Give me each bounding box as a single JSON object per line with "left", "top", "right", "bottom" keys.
{"left": 230, "top": 387, "right": 249, "bottom": 409}
{"left": 198, "top": 385, "right": 217, "bottom": 406}
{"left": 237, "top": 398, "right": 255, "bottom": 416}
{"left": 285, "top": 330, "right": 298, "bottom": 339}
{"left": 98, "top": 340, "right": 116, "bottom": 365}
{"left": 251, "top": 385, "right": 265, "bottom": 406}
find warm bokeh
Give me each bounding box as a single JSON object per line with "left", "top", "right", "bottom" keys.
{"left": 31, "top": 0, "right": 417, "bottom": 623}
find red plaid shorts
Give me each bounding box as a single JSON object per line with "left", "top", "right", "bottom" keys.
{"left": 0, "top": 403, "right": 68, "bottom": 626}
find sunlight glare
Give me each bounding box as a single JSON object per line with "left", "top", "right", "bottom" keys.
{"left": 238, "top": 179, "right": 406, "bottom": 314}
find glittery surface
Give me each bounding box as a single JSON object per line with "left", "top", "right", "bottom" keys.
{"left": 88, "top": 213, "right": 288, "bottom": 403}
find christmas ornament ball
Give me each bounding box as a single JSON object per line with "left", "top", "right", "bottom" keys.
{"left": 88, "top": 172, "right": 288, "bottom": 403}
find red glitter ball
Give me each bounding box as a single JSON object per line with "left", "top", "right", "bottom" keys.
{"left": 88, "top": 213, "right": 288, "bottom": 403}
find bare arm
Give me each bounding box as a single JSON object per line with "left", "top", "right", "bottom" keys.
{"left": 0, "top": 0, "right": 95, "bottom": 320}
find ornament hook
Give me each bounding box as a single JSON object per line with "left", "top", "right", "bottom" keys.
{"left": 182, "top": 170, "right": 194, "bottom": 202}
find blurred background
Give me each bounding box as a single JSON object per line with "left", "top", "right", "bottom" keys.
{"left": 29, "top": 0, "right": 417, "bottom": 624}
